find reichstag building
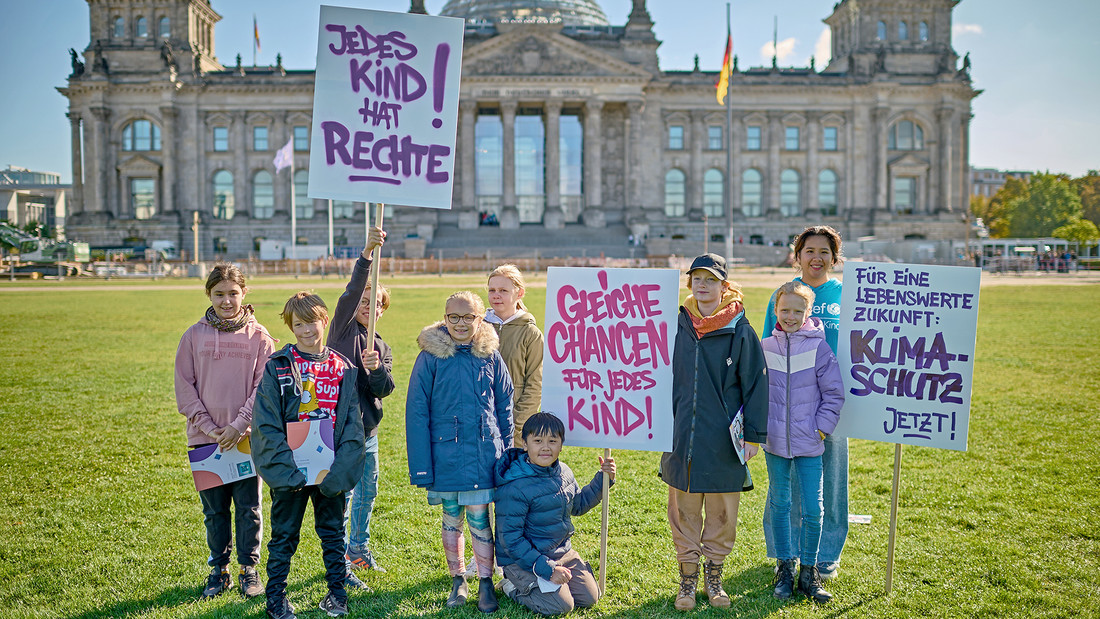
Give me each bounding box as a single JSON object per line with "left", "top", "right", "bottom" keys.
{"left": 61, "top": 0, "right": 976, "bottom": 259}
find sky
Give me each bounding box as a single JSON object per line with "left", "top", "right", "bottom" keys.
{"left": 1, "top": 0, "right": 1097, "bottom": 183}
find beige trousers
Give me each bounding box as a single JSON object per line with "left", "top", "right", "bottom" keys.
{"left": 667, "top": 487, "right": 741, "bottom": 564}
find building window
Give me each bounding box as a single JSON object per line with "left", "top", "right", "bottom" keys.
{"left": 253, "top": 236, "right": 265, "bottom": 252}
{"left": 746, "top": 125, "right": 762, "bottom": 150}
{"left": 889, "top": 120, "right": 924, "bottom": 150}
{"left": 664, "top": 169, "right": 686, "bottom": 217}
{"left": 818, "top": 169, "right": 838, "bottom": 216}
{"left": 213, "top": 127, "right": 229, "bottom": 151}
{"left": 121, "top": 120, "right": 161, "bottom": 151}
{"left": 785, "top": 126, "right": 800, "bottom": 150}
{"left": 780, "top": 169, "right": 801, "bottom": 217}
{"left": 252, "top": 170, "right": 273, "bottom": 219}
{"left": 741, "top": 169, "right": 762, "bottom": 217}
{"left": 158, "top": 17, "right": 170, "bottom": 39}
{"left": 332, "top": 200, "right": 355, "bottom": 219}
{"left": 899, "top": 21, "right": 908, "bottom": 40}
{"left": 703, "top": 169, "right": 724, "bottom": 218}
{"left": 293, "top": 169, "right": 312, "bottom": 219}
{"left": 707, "top": 126, "right": 722, "bottom": 150}
{"left": 515, "top": 109, "right": 546, "bottom": 223}
{"left": 136, "top": 17, "right": 147, "bottom": 38}
{"left": 293, "top": 125, "right": 309, "bottom": 151}
{"left": 130, "top": 178, "right": 156, "bottom": 219}
{"left": 559, "top": 113, "right": 584, "bottom": 223}
{"left": 213, "top": 170, "right": 234, "bottom": 219}
{"left": 823, "top": 126, "right": 838, "bottom": 151}
{"left": 253, "top": 126, "right": 268, "bottom": 151}
{"left": 213, "top": 237, "right": 228, "bottom": 254}
{"left": 668, "top": 125, "right": 684, "bottom": 150}
{"left": 876, "top": 21, "right": 887, "bottom": 40}
{"left": 113, "top": 17, "right": 125, "bottom": 38}
{"left": 475, "top": 110, "right": 503, "bottom": 216}
{"left": 894, "top": 177, "right": 916, "bottom": 214}
{"left": 919, "top": 22, "right": 929, "bottom": 41}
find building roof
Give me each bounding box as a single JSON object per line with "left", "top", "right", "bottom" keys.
{"left": 439, "top": 0, "right": 610, "bottom": 26}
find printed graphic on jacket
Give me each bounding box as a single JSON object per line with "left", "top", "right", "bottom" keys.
{"left": 291, "top": 347, "right": 347, "bottom": 423}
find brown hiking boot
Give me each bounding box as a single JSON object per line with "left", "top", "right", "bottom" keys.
{"left": 674, "top": 562, "right": 699, "bottom": 611}
{"left": 703, "top": 560, "right": 730, "bottom": 608}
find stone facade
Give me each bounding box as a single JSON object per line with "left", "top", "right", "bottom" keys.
{"left": 61, "top": 0, "right": 976, "bottom": 260}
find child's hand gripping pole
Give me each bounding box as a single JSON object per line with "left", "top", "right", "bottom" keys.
{"left": 366, "top": 203, "right": 385, "bottom": 344}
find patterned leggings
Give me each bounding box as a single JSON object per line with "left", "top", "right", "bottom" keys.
{"left": 441, "top": 501, "right": 494, "bottom": 578}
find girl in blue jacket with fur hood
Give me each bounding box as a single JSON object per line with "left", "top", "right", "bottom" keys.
{"left": 406, "top": 291, "right": 514, "bottom": 613}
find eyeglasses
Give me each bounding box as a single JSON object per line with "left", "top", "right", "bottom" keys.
{"left": 446, "top": 313, "right": 478, "bottom": 324}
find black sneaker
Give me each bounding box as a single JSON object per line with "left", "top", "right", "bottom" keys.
{"left": 345, "top": 568, "right": 371, "bottom": 592}
{"left": 267, "top": 596, "right": 297, "bottom": 619}
{"left": 239, "top": 565, "right": 264, "bottom": 598}
{"left": 318, "top": 592, "right": 348, "bottom": 617}
{"left": 201, "top": 567, "right": 231, "bottom": 599}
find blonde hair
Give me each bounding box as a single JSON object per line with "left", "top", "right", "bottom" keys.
{"left": 774, "top": 281, "right": 816, "bottom": 311}
{"left": 488, "top": 264, "right": 528, "bottom": 311}
{"left": 363, "top": 283, "right": 391, "bottom": 311}
{"left": 281, "top": 291, "right": 329, "bottom": 328}
{"left": 684, "top": 271, "right": 744, "bottom": 304}
{"left": 446, "top": 290, "right": 485, "bottom": 316}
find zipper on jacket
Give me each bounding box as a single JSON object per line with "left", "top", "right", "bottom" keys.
{"left": 784, "top": 331, "right": 792, "bottom": 458}
{"left": 685, "top": 337, "right": 700, "bottom": 490}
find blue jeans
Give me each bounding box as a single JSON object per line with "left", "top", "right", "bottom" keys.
{"left": 763, "top": 435, "right": 849, "bottom": 566}
{"left": 346, "top": 434, "right": 379, "bottom": 551}
{"left": 765, "top": 452, "right": 823, "bottom": 566}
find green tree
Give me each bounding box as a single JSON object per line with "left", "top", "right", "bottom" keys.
{"left": 1052, "top": 217, "right": 1100, "bottom": 247}
{"left": 1007, "top": 173, "right": 1082, "bottom": 238}
{"left": 979, "top": 176, "right": 1028, "bottom": 238}
{"left": 1072, "top": 170, "right": 1100, "bottom": 229}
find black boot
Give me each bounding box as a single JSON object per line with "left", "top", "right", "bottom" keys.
{"left": 773, "top": 559, "right": 797, "bottom": 600}
{"left": 798, "top": 564, "right": 833, "bottom": 604}
{"left": 446, "top": 576, "right": 468, "bottom": 608}
{"left": 477, "top": 576, "right": 498, "bottom": 613}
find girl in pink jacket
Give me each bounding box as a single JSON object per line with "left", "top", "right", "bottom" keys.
{"left": 761, "top": 281, "right": 844, "bottom": 605}
{"left": 175, "top": 263, "right": 276, "bottom": 601}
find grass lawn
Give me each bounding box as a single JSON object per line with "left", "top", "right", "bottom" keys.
{"left": 0, "top": 274, "right": 1096, "bottom": 618}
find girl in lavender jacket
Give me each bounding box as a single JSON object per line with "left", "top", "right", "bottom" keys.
{"left": 761, "top": 282, "right": 844, "bottom": 605}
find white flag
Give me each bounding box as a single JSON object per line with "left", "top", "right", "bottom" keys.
{"left": 273, "top": 138, "right": 293, "bottom": 172}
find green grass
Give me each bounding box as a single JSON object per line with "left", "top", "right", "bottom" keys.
{"left": 0, "top": 277, "right": 1096, "bottom": 618}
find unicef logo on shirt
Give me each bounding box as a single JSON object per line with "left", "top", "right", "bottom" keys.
{"left": 827, "top": 303, "right": 841, "bottom": 316}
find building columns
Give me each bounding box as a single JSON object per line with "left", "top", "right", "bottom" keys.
{"left": 938, "top": 106, "right": 956, "bottom": 214}
{"left": 90, "top": 106, "right": 110, "bottom": 215}
{"left": 806, "top": 112, "right": 820, "bottom": 215}
{"left": 68, "top": 113, "right": 83, "bottom": 214}
{"left": 583, "top": 99, "right": 604, "bottom": 227}
{"left": 159, "top": 106, "right": 177, "bottom": 215}
{"left": 873, "top": 106, "right": 890, "bottom": 210}
{"left": 688, "top": 110, "right": 704, "bottom": 219}
{"left": 544, "top": 100, "right": 564, "bottom": 229}
{"left": 500, "top": 101, "right": 518, "bottom": 228}
{"left": 766, "top": 112, "right": 781, "bottom": 216}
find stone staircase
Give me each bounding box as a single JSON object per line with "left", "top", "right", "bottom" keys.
{"left": 426, "top": 223, "right": 637, "bottom": 259}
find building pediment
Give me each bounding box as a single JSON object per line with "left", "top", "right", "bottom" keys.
{"left": 889, "top": 152, "right": 930, "bottom": 173}
{"left": 463, "top": 28, "right": 651, "bottom": 81}
{"left": 117, "top": 154, "right": 161, "bottom": 173}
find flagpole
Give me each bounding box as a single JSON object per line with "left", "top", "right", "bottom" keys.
{"left": 724, "top": 3, "right": 734, "bottom": 263}
{"left": 289, "top": 158, "right": 297, "bottom": 261}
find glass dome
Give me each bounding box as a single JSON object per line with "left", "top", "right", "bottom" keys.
{"left": 440, "top": 0, "right": 610, "bottom": 27}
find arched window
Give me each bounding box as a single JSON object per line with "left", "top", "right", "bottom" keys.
{"left": 252, "top": 171, "right": 273, "bottom": 219}
{"left": 898, "top": 21, "right": 908, "bottom": 40}
{"left": 741, "top": 169, "right": 762, "bottom": 217}
{"left": 889, "top": 120, "right": 924, "bottom": 150}
{"left": 121, "top": 120, "right": 161, "bottom": 151}
{"left": 664, "top": 169, "right": 686, "bottom": 217}
{"left": 113, "top": 17, "right": 125, "bottom": 38}
{"left": 818, "top": 170, "right": 839, "bottom": 216}
{"left": 703, "top": 169, "right": 724, "bottom": 218}
{"left": 135, "top": 17, "right": 147, "bottom": 38}
{"left": 213, "top": 171, "right": 235, "bottom": 219}
{"left": 919, "top": 22, "right": 929, "bottom": 41}
{"left": 158, "top": 17, "right": 170, "bottom": 39}
{"left": 780, "top": 169, "right": 801, "bottom": 217}
{"left": 332, "top": 200, "right": 355, "bottom": 219}
{"left": 876, "top": 21, "right": 887, "bottom": 40}
{"left": 293, "top": 169, "right": 313, "bottom": 219}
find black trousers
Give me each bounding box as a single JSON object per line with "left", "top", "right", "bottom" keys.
{"left": 199, "top": 476, "right": 262, "bottom": 568}
{"left": 265, "top": 486, "right": 347, "bottom": 602}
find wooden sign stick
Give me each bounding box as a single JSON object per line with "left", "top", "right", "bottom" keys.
{"left": 366, "top": 203, "right": 385, "bottom": 344}
{"left": 599, "top": 447, "right": 611, "bottom": 596}
{"left": 885, "top": 443, "right": 903, "bottom": 594}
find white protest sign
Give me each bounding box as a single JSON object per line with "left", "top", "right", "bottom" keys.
{"left": 542, "top": 267, "right": 680, "bottom": 452}
{"left": 308, "top": 6, "right": 464, "bottom": 208}
{"left": 833, "top": 262, "right": 980, "bottom": 451}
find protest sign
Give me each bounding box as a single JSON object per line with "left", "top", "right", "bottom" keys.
{"left": 833, "top": 262, "right": 980, "bottom": 451}
{"left": 308, "top": 6, "right": 464, "bottom": 208}
{"left": 188, "top": 437, "right": 256, "bottom": 492}
{"left": 287, "top": 419, "right": 335, "bottom": 486}
{"left": 541, "top": 267, "right": 680, "bottom": 452}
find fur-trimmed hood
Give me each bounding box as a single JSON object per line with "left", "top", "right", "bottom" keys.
{"left": 417, "top": 321, "right": 500, "bottom": 359}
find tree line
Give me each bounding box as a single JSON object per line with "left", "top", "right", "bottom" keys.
{"left": 971, "top": 171, "right": 1100, "bottom": 245}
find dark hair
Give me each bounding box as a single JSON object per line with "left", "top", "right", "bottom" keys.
{"left": 522, "top": 412, "right": 565, "bottom": 442}
{"left": 205, "top": 262, "right": 247, "bottom": 295}
{"left": 792, "top": 225, "right": 843, "bottom": 267}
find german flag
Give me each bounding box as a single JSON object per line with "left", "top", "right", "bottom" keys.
{"left": 716, "top": 33, "right": 732, "bottom": 105}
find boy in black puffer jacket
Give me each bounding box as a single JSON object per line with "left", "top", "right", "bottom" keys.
{"left": 493, "top": 413, "right": 616, "bottom": 616}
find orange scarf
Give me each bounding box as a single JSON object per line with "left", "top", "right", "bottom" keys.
{"left": 685, "top": 290, "right": 743, "bottom": 336}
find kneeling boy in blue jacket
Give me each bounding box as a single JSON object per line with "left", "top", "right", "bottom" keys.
{"left": 493, "top": 412, "right": 616, "bottom": 615}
